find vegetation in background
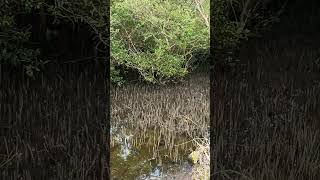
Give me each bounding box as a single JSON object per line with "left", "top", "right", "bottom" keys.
{"left": 111, "top": 0, "right": 209, "bottom": 84}
{"left": 212, "top": 0, "right": 287, "bottom": 56}
{"left": 0, "top": 0, "right": 107, "bottom": 77}
{"left": 0, "top": 1, "right": 42, "bottom": 73}
{"left": 111, "top": 0, "right": 285, "bottom": 84}
{"left": 0, "top": 0, "right": 284, "bottom": 82}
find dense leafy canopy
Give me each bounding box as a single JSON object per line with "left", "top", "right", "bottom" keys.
{"left": 111, "top": 0, "right": 210, "bottom": 84}
{"left": 0, "top": 0, "right": 282, "bottom": 82}
{"left": 111, "top": 0, "right": 283, "bottom": 84}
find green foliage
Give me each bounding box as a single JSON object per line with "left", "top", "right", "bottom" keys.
{"left": 45, "top": 0, "right": 107, "bottom": 44}
{"left": 0, "top": 0, "right": 42, "bottom": 76}
{"left": 111, "top": 0, "right": 282, "bottom": 84}
{"left": 111, "top": 0, "right": 209, "bottom": 84}
{"left": 211, "top": 0, "right": 285, "bottom": 71}
{"left": 213, "top": 0, "right": 285, "bottom": 50}
{"left": 212, "top": 0, "right": 245, "bottom": 50}
{"left": 0, "top": 0, "right": 282, "bottom": 81}
{"left": 0, "top": 0, "right": 107, "bottom": 77}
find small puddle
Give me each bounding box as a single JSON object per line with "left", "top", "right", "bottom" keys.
{"left": 111, "top": 126, "right": 194, "bottom": 179}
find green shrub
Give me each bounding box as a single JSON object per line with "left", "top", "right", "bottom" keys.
{"left": 0, "top": 0, "right": 282, "bottom": 81}
{"left": 111, "top": 0, "right": 209, "bottom": 84}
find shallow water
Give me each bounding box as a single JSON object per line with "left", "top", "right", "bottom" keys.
{"left": 110, "top": 72, "right": 209, "bottom": 179}
{"left": 110, "top": 126, "right": 194, "bottom": 180}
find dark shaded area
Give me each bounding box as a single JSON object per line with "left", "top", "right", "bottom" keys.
{"left": 15, "top": 10, "right": 99, "bottom": 64}
{"left": 211, "top": 0, "right": 320, "bottom": 179}
{"left": 0, "top": 6, "right": 109, "bottom": 180}
{"left": 1, "top": 65, "right": 108, "bottom": 179}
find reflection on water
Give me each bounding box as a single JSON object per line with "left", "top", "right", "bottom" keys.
{"left": 137, "top": 162, "right": 193, "bottom": 180}
{"left": 111, "top": 125, "right": 193, "bottom": 180}
{"left": 137, "top": 167, "right": 161, "bottom": 180}
{"left": 113, "top": 129, "right": 133, "bottom": 160}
